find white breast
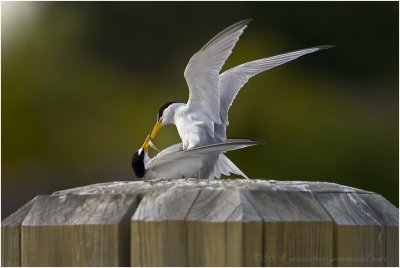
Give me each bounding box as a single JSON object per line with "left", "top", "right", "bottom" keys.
{"left": 175, "top": 111, "right": 216, "bottom": 149}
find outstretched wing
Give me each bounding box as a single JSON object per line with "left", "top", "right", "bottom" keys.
{"left": 218, "top": 45, "right": 334, "bottom": 129}
{"left": 145, "top": 139, "right": 262, "bottom": 169}
{"left": 184, "top": 19, "right": 251, "bottom": 128}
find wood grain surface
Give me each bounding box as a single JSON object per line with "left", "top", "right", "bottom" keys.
{"left": 2, "top": 179, "right": 398, "bottom": 267}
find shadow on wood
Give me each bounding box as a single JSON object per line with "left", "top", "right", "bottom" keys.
{"left": 2, "top": 179, "right": 399, "bottom": 267}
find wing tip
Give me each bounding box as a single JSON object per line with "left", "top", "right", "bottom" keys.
{"left": 297, "top": 44, "right": 335, "bottom": 53}
{"left": 226, "top": 18, "right": 252, "bottom": 29}
{"left": 226, "top": 137, "right": 265, "bottom": 145}
{"left": 279, "top": 44, "right": 335, "bottom": 57}
{"left": 316, "top": 44, "right": 335, "bottom": 50}
{"left": 199, "top": 19, "right": 252, "bottom": 52}
{"left": 237, "top": 18, "right": 253, "bottom": 25}
{"left": 231, "top": 18, "right": 252, "bottom": 32}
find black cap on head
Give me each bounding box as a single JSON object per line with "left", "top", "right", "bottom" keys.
{"left": 132, "top": 149, "right": 145, "bottom": 178}
{"left": 158, "top": 101, "right": 177, "bottom": 120}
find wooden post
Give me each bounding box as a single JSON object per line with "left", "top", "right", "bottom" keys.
{"left": 2, "top": 179, "right": 398, "bottom": 267}
{"left": 1, "top": 196, "right": 39, "bottom": 266}
{"left": 316, "top": 192, "right": 399, "bottom": 266}
{"left": 20, "top": 194, "right": 138, "bottom": 266}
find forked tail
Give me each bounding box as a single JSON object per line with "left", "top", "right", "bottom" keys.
{"left": 211, "top": 153, "right": 249, "bottom": 180}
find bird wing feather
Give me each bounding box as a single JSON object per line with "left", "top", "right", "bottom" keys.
{"left": 145, "top": 139, "right": 261, "bottom": 169}
{"left": 184, "top": 19, "right": 251, "bottom": 128}
{"left": 216, "top": 45, "right": 333, "bottom": 140}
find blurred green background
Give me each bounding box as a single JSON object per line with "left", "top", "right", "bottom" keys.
{"left": 2, "top": 2, "right": 398, "bottom": 219}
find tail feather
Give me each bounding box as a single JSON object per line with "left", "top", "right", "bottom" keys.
{"left": 213, "top": 160, "right": 222, "bottom": 179}
{"left": 213, "top": 153, "right": 249, "bottom": 179}
{"left": 218, "top": 156, "right": 231, "bottom": 177}
{"left": 210, "top": 156, "right": 228, "bottom": 179}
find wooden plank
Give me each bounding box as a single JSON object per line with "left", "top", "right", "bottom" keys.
{"left": 131, "top": 185, "right": 263, "bottom": 266}
{"left": 315, "top": 192, "right": 399, "bottom": 266}
{"left": 21, "top": 194, "right": 138, "bottom": 266}
{"left": 385, "top": 225, "right": 399, "bottom": 267}
{"left": 245, "top": 189, "right": 333, "bottom": 266}
{"left": 186, "top": 188, "right": 262, "bottom": 266}
{"left": 1, "top": 196, "right": 39, "bottom": 267}
{"left": 359, "top": 193, "right": 399, "bottom": 267}
{"left": 225, "top": 191, "right": 263, "bottom": 266}
{"left": 131, "top": 187, "right": 201, "bottom": 266}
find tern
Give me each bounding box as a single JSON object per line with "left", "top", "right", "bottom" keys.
{"left": 135, "top": 19, "right": 332, "bottom": 180}
{"left": 148, "top": 19, "right": 332, "bottom": 149}
{"left": 132, "top": 136, "right": 262, "bottom": 180}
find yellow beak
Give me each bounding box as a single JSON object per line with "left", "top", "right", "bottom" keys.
{"left": 150, "top": 119, "right": 163, "bottom": 140}
{"left": 142, "top": 135, "right": 151, "bottom": 152}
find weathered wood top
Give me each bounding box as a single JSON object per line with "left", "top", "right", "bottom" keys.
{"left": 53, "top": 178, "right": 374, "bottom": 195}
{"left": 2, "top": 179, "right": 398, "bottom": 267}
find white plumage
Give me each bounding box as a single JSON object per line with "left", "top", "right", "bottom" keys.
{"left": 132, "top": 139, "right": 262, "bottom": 180}
{"left": 135, "top": 19, "right": 332, "bottom": 180}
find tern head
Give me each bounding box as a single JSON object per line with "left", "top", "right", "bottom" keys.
{"left": 150, "top": 102, "right": 181, "bottom": 139}
{"left": 132, "top": 135, "right": 151, "bottom": 178}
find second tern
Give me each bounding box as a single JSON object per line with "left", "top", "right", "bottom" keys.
{"left": 133, "top": 136, "right": 262, "bottom": 180}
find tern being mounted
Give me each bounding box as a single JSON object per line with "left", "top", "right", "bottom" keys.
{"left": 136, "top": 19, "right": 332, "bottom": 180}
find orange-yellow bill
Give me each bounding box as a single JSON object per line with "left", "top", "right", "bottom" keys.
{"left": 150, "top": 120, "right": 162, "bottom": 139}
{"left": 142, "top": 135, "right": 151, "bottom": 152}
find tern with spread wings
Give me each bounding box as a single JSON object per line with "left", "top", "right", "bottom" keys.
{"left": 148, "top": 19, "right": 332, "bottom": 148}
{"left": 133, "top": 19, "right": 332, "bottom": 180}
